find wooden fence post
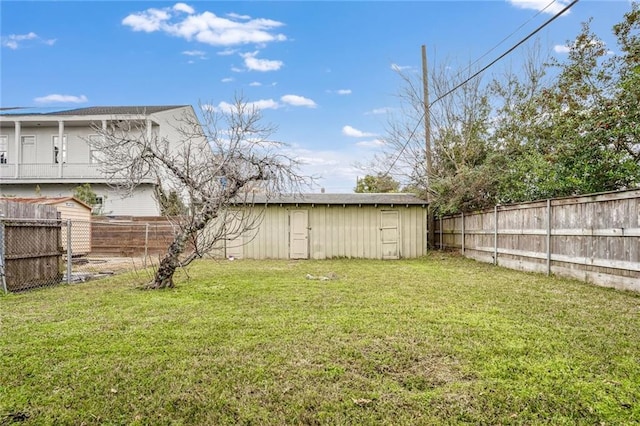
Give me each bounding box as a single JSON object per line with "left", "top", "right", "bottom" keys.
{"left": 494, "top": 205, "right": 498, "bottom": 266}
{"left": 461, "top": 212, "right": 465, "bottom": 255}
{"left": 66, "top": 219, "right": 72, "bottom": 284}
{"left": 546, "top": 199, "right": 551, "bottom": 276}
{"left": 440, "top": 215, "right": 443, "bottom": 250}
{"left": 0, "top": 220, "right": 6, "bottom": 293}
{"left": 144, "top": 223, "right": 150, "bottom": 264}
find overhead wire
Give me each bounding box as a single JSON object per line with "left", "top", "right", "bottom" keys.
{"left": 453, "top": 0, "right": 560, "bottom": 82}
{"left": 382, "top": 0, "right": 580, "bottom": 177}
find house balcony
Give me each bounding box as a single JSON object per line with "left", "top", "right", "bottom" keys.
{"left": 0, "top": 163, "right": 155, "bottom": 184}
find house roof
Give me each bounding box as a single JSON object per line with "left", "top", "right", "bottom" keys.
{"left": 0, "top": 197, "right": 92, "bottom": 210}
{"left": 49, "top": 106, "right": 188, "bottom": 115}
{"left": 244, "top": 193, "right": 427, "bottom": 206}
{"left": 0, "top": 105, "right": 188, "bottom": 116}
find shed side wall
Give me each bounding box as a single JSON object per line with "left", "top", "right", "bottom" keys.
{"left": 238, "top": 204, "right": 426, "bottom": 259}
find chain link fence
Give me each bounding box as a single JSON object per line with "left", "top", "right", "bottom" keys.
{"left": 0, "top": 218, "right": 164, "bottom": 293}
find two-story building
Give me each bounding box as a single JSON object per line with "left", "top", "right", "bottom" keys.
{"left": 0, "top": 105, "right": 198, "bottom": 216}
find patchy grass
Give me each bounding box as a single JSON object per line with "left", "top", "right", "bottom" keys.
{"left": 1, "top": 255, "right": 639, "bottom": 425}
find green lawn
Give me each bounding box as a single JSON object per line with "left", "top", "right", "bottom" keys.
{"left": 1, "top": 255, "right": 639, "bottom": 425}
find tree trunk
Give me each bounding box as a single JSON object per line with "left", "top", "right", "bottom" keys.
{"left": 146, "top": 205, "right": 221, "bottom": 289}
{"left": 146, "top": 227, "right": 191, "bottom": 289}
{"left": 147, "top": 249, "right": 181, "bottom": 289}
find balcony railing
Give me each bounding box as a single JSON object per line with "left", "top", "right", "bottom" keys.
{"left": 0, "top": 163, "right": 154, "bottom": 183}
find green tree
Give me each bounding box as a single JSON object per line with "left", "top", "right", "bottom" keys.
{"left": 355, "top": 173, "right": 400, "bottom": 193}
{"left": 487, "top": 5, "right": 640, "bottom": 205}
{"left": 363, "top": 4, "right": 640, "bottom": 214}
{"left": 155, "top": 185, "right": 187, "bottom": 216}
{"left": 73, "top": 183, "right": 100, "bottom": 213}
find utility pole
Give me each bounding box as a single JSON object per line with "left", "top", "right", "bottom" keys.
{"left": 422, "top": 45, "right": 435, "bottom": 249}
{"left": 422, "top": 45, "right": 432, "bottom": 196}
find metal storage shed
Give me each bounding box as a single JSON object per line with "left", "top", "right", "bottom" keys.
{"left": 227, "top": 193, "right": 428, "bottom": 260}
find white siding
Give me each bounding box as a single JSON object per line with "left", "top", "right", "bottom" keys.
{"left": 0, "top": 183, "right": 160, "bottom": 216}
{"left": 0, "top": 106, "right": 196, "bottom": 216}
{"left": 101, "top": 185, "right": 160, "bottom": 216}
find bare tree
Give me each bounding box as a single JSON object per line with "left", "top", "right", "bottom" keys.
{"left": 362, "top": 61, "right": 491, "bottom": 205}
{"left": 89, "top": 96, "right": 309, "bottom": 289}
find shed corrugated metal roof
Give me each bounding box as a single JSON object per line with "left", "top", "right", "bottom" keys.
{"left": 245, "top": 193, "right": 427, "bottom": 205}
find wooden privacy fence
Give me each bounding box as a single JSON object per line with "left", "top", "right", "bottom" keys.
{"left": 0, "top": 200, "right": 63, "bottom": 292}
{"left": 91, "top": 216, "right": 179, "bottom": 257}
{"left": 435, "top": 189, "right": 640, "bottom": 292}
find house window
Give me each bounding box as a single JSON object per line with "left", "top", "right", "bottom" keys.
{"left": 53, "top": 135, "right": 67, "bottom": 164}
{"left": 89, "top": 135, "right": 104, "bottom": 164}
{"left": 0, "top": 136, "right": 7, "bottom": 164}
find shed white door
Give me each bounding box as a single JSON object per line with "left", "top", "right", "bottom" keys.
{"left": 381, "top": 210, "right": 399, "bottom": 259}
{"left": 290, "top": 210, "right": 309, "bottom": 259}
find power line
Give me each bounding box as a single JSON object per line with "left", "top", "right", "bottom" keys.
{"left": 431, "top": 0, "right": 579, "bottom": 107}
{"left": 382, "top": 0, "right": 580, "bottom": 178}
{"left": 453, "top": 0, "right": 560, "bottom": 82}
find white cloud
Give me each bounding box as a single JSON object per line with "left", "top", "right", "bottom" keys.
{"left": 553, "top": 44, "right": 571, "bottom": 54}
{"left": 221, "top": 77, "right": 234, "bottom": 83}
{"left": 173, "top": 3, "right": 195, "bottom": 14}
{"left": 390, "top": 63, "right": 413, "bottom": 72}
{"left": 122, "top": 3, "right": 287, "bottom": 47}
{"left": 34, "top": 94, "right": 88, "bottom": 104}
{"left": 227, "top": 12, "right": 251, "bottom": 20}
{"left": 122, "top": 8, "right": 170, "bottom": 32}
{"left": 182, "top": 49, "right": 206, "bottom": 57}
{"left": 1, "top": 32, "right": 55, "bottom": 49}
{"left": 367, "top": 107, "right": 392, "bottom": 115}
{"left": 217, "top": 48, "right": 236, "bottom": 56}
{"left": 249, "top": 81, "right": 262, "bottom": 86}
{"left": 356, "top": 139, "right": 385, "bottom": 148}
{"left": 284, "top": 146, "right": 363, "bottom": 192}
{"left": 281, "top": 94, "right": 316, "bottom": 108}
{"left": 241, "top": 51, "right": 283, "bottom": 71}
{"left": 554, "top": 39, "right": 609, "bottom": 55}
{"left": 342, "top": 125, "right": 377, "bottom": 138}
{"left": 202, "top": 94, "right": 316, "bottom": 115}
{"left": 206, "top": 99, "right": 280, "bottom": 113}
{"left": 508, "top": 0, "right": 571, "bottom": 15}
{"left": 249, "top": 99, "right": 280, "bottom": 110}
{"left": 327, "top": 89, "right": 351, "bottom": 95}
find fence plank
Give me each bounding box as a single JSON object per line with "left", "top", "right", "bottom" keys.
{"left": 437, "top": 189, "right": 640, "bottom": 292}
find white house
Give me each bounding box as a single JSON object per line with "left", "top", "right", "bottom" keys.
{"left": 0, "top": 105, "right": 198, "bottom": 216}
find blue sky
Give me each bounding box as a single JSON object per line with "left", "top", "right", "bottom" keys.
{"left": 1, "top": 1, "right": 635, "bottom": 192}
